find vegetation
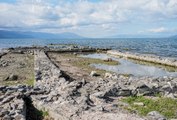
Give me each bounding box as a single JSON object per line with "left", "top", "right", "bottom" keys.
{"left": 25, "top": 77, "right": 35, "bottom": 86}
{"left": 2, "top": 77, "right": 34, "bottom": 86}
{"left": 37, "top": 110, "right": 49, "bottom": 117}
{"left": 122, "top": 96, "right": 177, "bottom": 119}
{"left": 60, "top": 53, "right": 119, "bottom": 76}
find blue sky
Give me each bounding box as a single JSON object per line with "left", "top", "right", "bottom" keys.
{"left": 0, "top": 0, "right": 177, "bottom": 37}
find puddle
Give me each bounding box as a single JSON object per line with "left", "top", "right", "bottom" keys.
{"left": 81, "top": 53, "right": 177, "bottom": 77}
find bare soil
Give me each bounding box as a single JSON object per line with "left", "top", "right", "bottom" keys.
{"left": 0, "top": 53, "right": 34, "bottom": 85}
{"left": 48, "top": 52, "right": 97, "bottom": 81}
{"left": 48, "top": 52, "right": 118, "bottom": 81}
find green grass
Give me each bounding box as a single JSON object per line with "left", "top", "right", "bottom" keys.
{"left": 2, "top": 78, "right": 34, "bottom": 86}
{"left": 36, "top": 110, "right": 49, "bottom": 117}
{"left": 25, "top": 78, "right": 34, "bottom": 86}
{"left": 122, "top": 96, "right": 177, "bottom": 119}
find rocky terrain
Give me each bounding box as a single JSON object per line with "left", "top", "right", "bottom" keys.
{"left": 0, "top": 46, "right": 177, "bottom": 120}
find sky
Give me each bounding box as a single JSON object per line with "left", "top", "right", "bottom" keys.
{"left": 0, "top": 0, "right": 177, "bottom": 37}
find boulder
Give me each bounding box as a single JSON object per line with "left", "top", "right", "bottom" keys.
{"left": 136, "top": 82, "right": 153, "bottom": 96}
{"left": 147, "top": 111, "right": 167, "bottom": 120}
{"left": 14, "top": 114, "right": 25, "bottom": 120}
{"left": 104, "top": 73, "right": 112, "bottom": 78}
{"left": 133, "top": 102, "right": 144, "bottom": 106}
{"left": 103, "top": 58, "right": 113, "bottom": 62}
{"left": 90, "top": 71, "right": 100, "bottom": 77}
{"left": 3, "top": 76, "right": 9, "bottom": 81}
{"left": 8, "top": 74, "right": 18, "bottom": 81}
{"left": 0, "top": 110, "right": 9, "bottom": 117}
{"left": 89, "top": 92, "right": 106, "bottom": 105}
{"left": 0, "top": 60, "right": 8, "bottom": 67}
{"left": 2, "top": 115, "right": 12, "bottom": 120}
{"left": 35, "top": 71, "right": 42, "bottom": 80}
{"left": 105, "top": 84, "right": 120, "bottom": 97}
{"left": 118, "top": 88, "right": 132, "bottom": 96}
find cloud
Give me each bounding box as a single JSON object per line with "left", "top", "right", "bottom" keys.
{"left": 0, "top": 0, "right": 177, "bottom": 37}
{"left": 148, "top": 27, "right": 167, "bottom": 33}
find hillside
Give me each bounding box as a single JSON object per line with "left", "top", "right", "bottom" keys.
{"left": 0, "top": 30, "right": 83, "bottom": 39}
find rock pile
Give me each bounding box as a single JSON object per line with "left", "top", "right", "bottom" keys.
{"left": 0, "top": 60, "right": 9, "bottom": 67}
{"left": 0, "top": 85, "right": 29, "bottom": 120}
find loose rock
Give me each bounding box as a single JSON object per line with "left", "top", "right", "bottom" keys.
{"left": 147, "top": 111, "right": 167, "bottom": 120}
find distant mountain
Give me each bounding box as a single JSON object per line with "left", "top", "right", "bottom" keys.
{"left": 0, "top": 30, "right": 83, "bottom": 39}
{"left": 0, "top": 30, "right": 31, "bottom": 38}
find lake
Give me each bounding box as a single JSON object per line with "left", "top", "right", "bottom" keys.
{"left": 0, "top": 38, "right": 177, "bottom": 58}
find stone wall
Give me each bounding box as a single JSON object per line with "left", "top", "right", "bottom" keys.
{"left": 0, "top": 85, "right": 29, "bottom": 120}
{"left": 107, "top": 50, "right": 177, "bottom": 67}
{"left": 32, "top": 50, "right": 177, "bottom": 120}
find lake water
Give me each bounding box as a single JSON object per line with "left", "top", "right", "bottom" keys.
{"left": 0, "top": 38, "right": 177, "bottom": 58}
{"left": 81, "top": 53, "right": 177, "bottom": 77}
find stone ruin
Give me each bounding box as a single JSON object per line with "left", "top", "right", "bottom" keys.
{"left": 0, "top": 49, "right": 177, "bottom": 120}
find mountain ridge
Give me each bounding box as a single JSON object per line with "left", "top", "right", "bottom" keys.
{"left": 0, "top": 30, "right": 84, "bottom": 39}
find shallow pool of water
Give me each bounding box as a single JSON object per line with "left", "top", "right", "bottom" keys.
{"left": 81, "top": 53, "right": 177, "bottom": 77}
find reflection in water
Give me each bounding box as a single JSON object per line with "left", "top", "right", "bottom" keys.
{"left": 81, "top": 53, "right": 177, "bottom": 77}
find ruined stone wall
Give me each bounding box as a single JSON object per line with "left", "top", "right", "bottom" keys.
{"left": 0, "top": 85, "right": 30, "bottom": 120}
{"left": 1, "top": 49, "right": 176, "bottom": 120}
{"left": 107, "top": 50, "right": 177, "bottom": 67}
{"left": 32, "top": 50, "right": 177, "bottom": 120}
{"left": 32, "top": 50, "right": 145, "bottom": 120}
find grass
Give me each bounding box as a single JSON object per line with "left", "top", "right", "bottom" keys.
{"left": 24, "top": 78, "right": 35, "bottom": 86}
{"left": 122, "top": 96, "right": 177, "bottom": 119}
{"left": 2, "top": 77, "right": 34, "bottom": 86}
{"left": 61, "top": 53, "right": 119, "bottom": 76}
{"left": 36, "top": 110, "right": 49, "bottom": 117}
